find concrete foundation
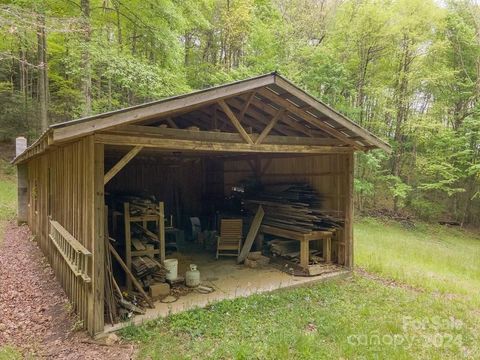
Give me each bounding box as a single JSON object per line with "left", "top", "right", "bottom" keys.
{"left": 104, "top": 250, "right": 349, "bottom": 334}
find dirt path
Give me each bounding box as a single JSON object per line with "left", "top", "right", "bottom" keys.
{"left": 0, "top": 223, "right": 136, "bottom": 359}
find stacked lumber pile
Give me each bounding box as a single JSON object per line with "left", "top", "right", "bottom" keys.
{"left": 244, "top": 183, "right": 343, "bottom": 233}
{"left": 268, "top": 239, "right": 323, "bottom": 264}
{"left": 129, "top": 198, "right": 160, "bottom": 216}
{"left": 132, "top": 256, "right": 167, "bottom": 285}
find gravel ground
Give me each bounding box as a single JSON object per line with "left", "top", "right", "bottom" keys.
{"left": 0, "top": 223, "right": 136, "bottom": 359}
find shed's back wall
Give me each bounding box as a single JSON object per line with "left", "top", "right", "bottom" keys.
{"left": 105, "top": 156, "right": 206, "bottom": 219}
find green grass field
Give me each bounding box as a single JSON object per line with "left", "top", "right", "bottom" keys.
{"left": 123, "top": 218, "right": 480, "bottom": 359}
{"left": 0, "top": 159, "right": 16, "bottom": 243}
{"left": 0, "top": 162, "right": 479, "bottom": 358}
{"left": 355, "top": 217, "right": 480, "bottom": 298}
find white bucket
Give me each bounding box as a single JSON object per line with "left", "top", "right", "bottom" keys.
{"left": 164, "top": 258, "right": 178, "bottom": 281}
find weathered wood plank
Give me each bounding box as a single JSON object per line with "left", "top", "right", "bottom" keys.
{"left": 255, "top": 110, "right": 284, "bottom": 145}
{"left": 237, "top": 205, "right": 264, "bottom": 263}
{"left": 108, "top": 243, "right": 154, "bottom": 308}
{"left": 240, "top": 92, "right": 256, "bottom": 121}
{"left": 52, "top": 74, "right": 275, "bottom": 142}
{"left": 92, "top": 142, "right": 105, "bottom": 335}
{"left": 257, "top": 88, "right": 363, "bottom": 150}
{"left": 106, "top": 125, "right": 342, "bottom": 146}
{"left": 95, "top": 133, "right": 353, "bottom": 154}
{"left": 218, "top": 100, "right": 254, "bottom": 144}
{"left": 104, "top": 145, "right": 143, "bottom": 185}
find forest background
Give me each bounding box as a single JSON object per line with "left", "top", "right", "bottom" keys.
{"left": 1, "top": 0, "right": 480, "bottom": 226}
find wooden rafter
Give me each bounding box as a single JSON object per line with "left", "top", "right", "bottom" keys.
{"left": 240, "top": 92, "right": 256, "bottom": 121}
{"left": 218, "top": 100, "right": 254, "bottom": 144}
{"left": 226, "top": 98, "right": 298, "bottom": 136}
{"left": 257, "top": 88, "right": 362, "bottom": 149}
{"left": 255, "top": 109, "right": 284, "bottom": 145}
{"left": 197, "top": 108, "right": 235, "bottom": 132}
{"left": 249, "top": 97, "right": 315, "bottom": 137}
{"left": 274, "top": 76, "right": 391, "bottom": 152}
{"left": 166, "top": 117, "right": 178, "bottom": 129}
{"left": 104, "top": 145, "right": 143, "bottom": 185}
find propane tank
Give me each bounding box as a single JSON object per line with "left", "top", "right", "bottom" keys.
{"left": 185, "top": 264, "right": 201, "bottom": 287}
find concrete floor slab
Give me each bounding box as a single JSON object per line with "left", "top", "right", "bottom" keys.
{"left": 104, "top": 251, "right": 349, "bottom": 334}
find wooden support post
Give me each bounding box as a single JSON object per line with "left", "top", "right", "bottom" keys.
{"left": 124, "top": 202, "right": 132, "bottom": 290}
{"left": 17, "top": 163, "right": 28, "bottom": 224}
{"left": 92, "top": 142, "right": 105, "bottom": 335}
{"left": 218, "top": 100, "right": 254, "bottom": 144}
{"left": 104, "top": 145, "right": 143, "bottom": 185}
{"left": 300, "top": 240, "right": 309, "bottom": 269}
{"left": 344, "top": 152, "right": 354, "bottom": 269}
{"left": 255, "top": 110, "right": 284, "bottom": 144}
{"left": 323, "top": 236, "right": 332, "bottom": 263}
{"left": 159, "top": 202, "right": 165, "bottom": 263}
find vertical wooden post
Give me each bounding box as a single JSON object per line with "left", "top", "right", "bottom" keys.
{"left": 17, "top": 163, "right": 28, "bottom": 224}
{"left": 92, "top": 142, "right": 105, "bottom": 335}
{"left": 159, "top": 202, "right": 165, "bottom": 263}
{"left": 344, "top": 152, "right": 354, "bottom": 269}
{"left": 124, "top": 202, "right": 132, "bottom": 290}
{"left": 299, "top": 240, "right": 309, "bottom": 269}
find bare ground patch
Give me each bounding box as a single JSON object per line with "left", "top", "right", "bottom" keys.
{"left": 0, "top": 222, "right": 136, "bottom": 359}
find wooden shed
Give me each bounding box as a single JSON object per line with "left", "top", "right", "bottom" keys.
{"left": 13, "top": 73, "right": 390, "bottom": 336}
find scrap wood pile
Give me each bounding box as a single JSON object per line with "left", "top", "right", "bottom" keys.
{"left": 104, "top": 239, "right": 161, "bottom": 324}
{"left": 128, "top": 197, "right": 160, "bottom": 216}
{"left": 244, "top": 183, "right": 343, "bottom": 233}
{"left": 132, "top": 256, "right": 167, "bottom": 287}
{"left": 268, "top": 239, "right": 323, "bottom": 265}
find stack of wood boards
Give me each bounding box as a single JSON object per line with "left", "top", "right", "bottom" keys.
{"left": 129, "top": 199, "right": 160, "bottom": 216}
{"left": 132, "top": 256, "right": 167, "bottom": 287}
{"left": 244, "top": 183, "right": 343, "bottom": 233}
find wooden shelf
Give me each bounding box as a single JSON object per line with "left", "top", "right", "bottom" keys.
{"left": 129, "top": 214, "right": 161, "bottom": 222}
{"left": 124, "top": 201, "right": 165, "bottom": 290}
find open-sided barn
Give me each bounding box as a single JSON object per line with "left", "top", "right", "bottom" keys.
{"left": 13, "top": 73, "right": 390, "bottom": 336}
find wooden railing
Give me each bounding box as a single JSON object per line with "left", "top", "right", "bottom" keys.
{"left": 49, "top": 220, "right": 92, "bottom": 282}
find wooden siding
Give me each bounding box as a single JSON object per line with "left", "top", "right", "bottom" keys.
{"left": 26, "top": 136, "right": 104, "bottom": 335}
{"left": 105, "top": 156, "right": 206, "bottom": 219}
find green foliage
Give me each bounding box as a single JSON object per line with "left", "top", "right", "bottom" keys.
{"left": 1, "top": 0, "right": 480, "bottom": 223}
{"left": 383, "top": 175, "right": 413, "bottom": 209}
{"left": 409, "top": 196, "right": 445, "bottom": 221}
{"left": 0, "top": 160, "right": 17, "bottom": 223}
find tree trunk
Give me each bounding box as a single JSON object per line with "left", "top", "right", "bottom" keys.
{"left": 37, "top": 13, "right": 48, "bottom": 133}
{"left": 81, "top": 0, "right": 92, "bottom": 116}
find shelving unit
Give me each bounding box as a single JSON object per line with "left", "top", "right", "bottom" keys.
{"left": 123, "top": 201, "right": 165, "bottom": 290}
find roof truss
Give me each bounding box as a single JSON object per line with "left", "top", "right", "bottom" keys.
{"left": 14, "top": 73, "right": 391, "bottom": 165}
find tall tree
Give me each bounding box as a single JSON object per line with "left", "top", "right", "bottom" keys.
{"left": 80, "top": 0, "right": 92, "bottom": 116}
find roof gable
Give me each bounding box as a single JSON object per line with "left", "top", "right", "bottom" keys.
{"left": 14, "top": 73, "right": 391, "bottom": 164}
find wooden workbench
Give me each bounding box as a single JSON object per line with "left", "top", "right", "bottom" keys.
{"left": 260, "top": 225, "right": 333, "bottom": 271}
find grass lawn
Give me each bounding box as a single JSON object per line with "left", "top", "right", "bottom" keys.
{"left": 0, "top": 158, "right": 16, "bottom": 242}
{"left": 355, "top": 217, "right": 480, "bottom": 298}
{"left": 123, "top": 218, "right": 480, "bottom": 359}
